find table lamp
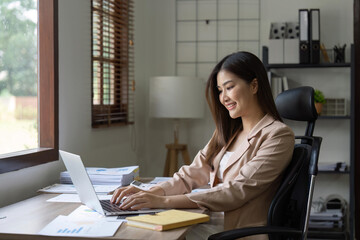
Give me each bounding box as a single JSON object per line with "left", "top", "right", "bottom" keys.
{"left": 149, "top": 76, "right": 204, "bottom": 176}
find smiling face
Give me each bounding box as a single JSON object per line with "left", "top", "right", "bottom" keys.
{"left": 216, "top": 70, "right": 258, "bottom": 119}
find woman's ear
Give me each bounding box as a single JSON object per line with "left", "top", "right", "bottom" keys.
{"left": 251, "top": 78, "right": 258, "bottom": 94}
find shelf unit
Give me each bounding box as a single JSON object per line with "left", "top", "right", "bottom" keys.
{"left": 263, "top": 45, "right": 355, "bottom": 240}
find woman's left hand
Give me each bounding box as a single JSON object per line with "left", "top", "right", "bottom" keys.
{"left": 119, "top": 191, "right": 167, "bottom": 210}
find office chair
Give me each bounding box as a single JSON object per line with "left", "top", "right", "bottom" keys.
{"left": 208, "top": 86, "right": 322, "bottom": 240}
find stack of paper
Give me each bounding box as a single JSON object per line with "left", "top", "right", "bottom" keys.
{"left": 60, "top": 166, "right": 139, "bottom": 186}
{"left": 318, "top": 162, "right": 348, "bottom": 172}
{"left": 309, "top": 210, "right": 344, "bottom": 230}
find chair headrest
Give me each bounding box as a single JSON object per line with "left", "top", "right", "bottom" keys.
{"left": 275, "top": 86, "right": 318, "bottom": 122}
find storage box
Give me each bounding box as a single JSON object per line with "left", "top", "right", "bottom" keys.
{"left": 269, "top": 39, "right": 284, "bottom": 64}
{"left": 322, "top": 98, "right": 348, "bottom": 116}
{"left": 284, "top": 39, "right": 299, "bottom": 64}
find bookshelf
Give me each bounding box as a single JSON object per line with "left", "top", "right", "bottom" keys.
{"left": 263, "top": 45, "right": 354, "bottom": 239}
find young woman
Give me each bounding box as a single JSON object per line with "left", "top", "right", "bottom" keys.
{"left": 111, "top": 51, "right": 294, "bottom": 236}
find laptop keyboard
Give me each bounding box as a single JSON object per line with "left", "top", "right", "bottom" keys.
{"left": 100, "top": 200, "right": 139, "bottom": 213}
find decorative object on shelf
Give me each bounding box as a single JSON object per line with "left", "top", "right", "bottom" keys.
{"left": 334, "top": 44, "right": 346, "bottom": 63}
{"left": 319, "top": 43, "right": 336, "bottom": 63}
{"left": 149, "top": 76, "right": 204, "bottom": 177}
{"left": 314, "top": 89, "right": 326, "bottom": 114}
{"left": 322, "top": 98, "right": 348, "bottom": 116}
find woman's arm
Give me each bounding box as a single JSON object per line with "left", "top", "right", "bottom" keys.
{"left": 111, "top": 134, "right": 215, "bottom": 206}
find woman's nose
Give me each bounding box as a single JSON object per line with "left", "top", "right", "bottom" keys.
{"left": 221, "top": 91, "right": 229, "bottom": 103}
{"left": 222, "top": 91, "right": 229, "bottom": 102}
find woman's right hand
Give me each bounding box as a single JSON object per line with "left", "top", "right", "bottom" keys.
{"left": 111, "top": 185, "right": 140, "bottom": 205}
{"left": 111, "top": 185, "right": 166, "bottom": 205}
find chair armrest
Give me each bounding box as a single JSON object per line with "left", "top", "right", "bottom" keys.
{"left": 208, "top": 226, "right": 302, "bottom": 240}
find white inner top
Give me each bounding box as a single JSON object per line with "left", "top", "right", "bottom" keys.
{"left": 217, "top": 151, "right": 234, "bottom": 181}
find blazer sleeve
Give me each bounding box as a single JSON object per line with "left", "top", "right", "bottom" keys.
{"left": 157, "top": 139, "right": 212, "bottom": 196}
{"left": 186, "top": 125, "right": 294, "bottom": 212}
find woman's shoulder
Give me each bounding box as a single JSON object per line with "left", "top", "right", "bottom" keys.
{"left": 266, "top": 118, "right": 294, "bottom": 137}
{"left": 249, "top": 114, "right": 294, "bottom": 140}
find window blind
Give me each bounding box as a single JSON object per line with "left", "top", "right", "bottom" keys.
{"left": 91, "top": 0, "right": 134, "bottom": 127}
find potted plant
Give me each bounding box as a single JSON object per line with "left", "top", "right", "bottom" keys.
{"left": 314, "top": 89, "right": 326, "bottom": 114}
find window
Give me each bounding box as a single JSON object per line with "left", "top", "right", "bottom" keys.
{"left": 91, "top": 0, "right": 135, "bottom": 127}
{"left": 0, "top": 0, "right": 38, "bottom": 154}
{"left": 0, "top": 0, "right": 58, "bottom": 174}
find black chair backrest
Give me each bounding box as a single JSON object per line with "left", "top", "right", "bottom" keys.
{"left": 267, "top": 144, "right": 312, "bottom": 239}
{"left": 275, "top": 86, "right": 318, "bottom": 137}
{"left": 270, "top": 86, "right": 322, "bottom": 239}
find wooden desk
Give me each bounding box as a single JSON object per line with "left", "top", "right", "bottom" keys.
{"left": 0, "top": 194, "right": 221, "bottom": 240}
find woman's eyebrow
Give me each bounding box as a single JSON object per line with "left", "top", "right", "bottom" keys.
{"left": 217, "top": 80, "right": 234, "bottom": 88}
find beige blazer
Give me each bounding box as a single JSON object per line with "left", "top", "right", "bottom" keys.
{"left": 158, "top": 114, "right": 294, "bottom": 238}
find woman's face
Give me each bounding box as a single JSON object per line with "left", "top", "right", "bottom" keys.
{"left": 216, "top": 70, "right": 258, "bottom": 119}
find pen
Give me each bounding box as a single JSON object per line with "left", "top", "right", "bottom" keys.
{"left": 107, "top": 190, "right": 114, "bottom": 195}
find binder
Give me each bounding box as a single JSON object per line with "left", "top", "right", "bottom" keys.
{"left": 310, "top": 9, "right": 320, "bottom": 63}
{"left": 299, "top": 9, "right": 310, "bottom": 63}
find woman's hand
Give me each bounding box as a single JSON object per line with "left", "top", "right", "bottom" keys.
{"left": 119, "top": 191, "right": 167, "bottom": 210}
{"left": 111, "top": 185, "right": 165, "bottom": 205}
{"left": 111, "top": 185, "right": 141, "bottom": 205}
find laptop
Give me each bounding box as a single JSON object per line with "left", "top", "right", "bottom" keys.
{"left": 59, "top": 150, "right": 163, "bottom": 216}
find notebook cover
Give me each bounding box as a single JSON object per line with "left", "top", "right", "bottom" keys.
{"left": 126, "top": 209, "right": 210, "bottom": 231}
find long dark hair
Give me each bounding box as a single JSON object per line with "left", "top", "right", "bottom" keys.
{"left": 205, "top": 51, "right": 282, "bottom": 164}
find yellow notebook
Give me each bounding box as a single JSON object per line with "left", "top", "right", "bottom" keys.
{"left": 126, "top": 209, "right": 210, "bottom": 231}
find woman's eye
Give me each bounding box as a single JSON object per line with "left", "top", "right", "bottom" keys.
{"left": 227, "top": 86, "right": 234, "bottom": 90}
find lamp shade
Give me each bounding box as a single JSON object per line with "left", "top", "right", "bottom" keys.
{"left": 149, "top": 76, "right": 204, "bottom": 119}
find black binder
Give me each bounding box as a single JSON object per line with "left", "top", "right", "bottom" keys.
{"left": 310, "top": 9, "right": 320, "bottom": 64}
{"left": 299, "top": 9, "right": 310, "bottom": 63}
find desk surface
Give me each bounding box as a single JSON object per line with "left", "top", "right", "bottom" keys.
{"left": 0, "top": 193, "right": 223, "bottom": 240}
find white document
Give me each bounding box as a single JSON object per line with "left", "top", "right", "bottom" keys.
{"left": 38, "top": 184, "right": 119, "bottom": 194}
{"left": 47, "top": 194, "right": 112, "bottom": 203}
{"left": 38, "top": 215, "right": 122, "bottom": 237}
{"left": 68, "top": 205, "right": 123, "bottom": 222}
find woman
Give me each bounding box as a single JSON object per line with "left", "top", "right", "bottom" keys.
{"left": 111, "top": 51, "right": 294, "bottom": 236}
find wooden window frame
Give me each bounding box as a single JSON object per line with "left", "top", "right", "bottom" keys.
{"left": 0, "top": 0, "right": 59, "bottom": 174}
{"left": 91, "top": 0, "right": 134, "bottom": 128}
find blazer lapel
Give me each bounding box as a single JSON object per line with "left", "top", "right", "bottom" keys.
{"left": 223, "top": 138, "right": 250, "bottom": 172}
{"left": 223, "top": 114, "right": 275, "bottom": 173}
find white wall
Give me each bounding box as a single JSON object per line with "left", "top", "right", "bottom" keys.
{"left": 0, "top": 0, "right": 353, "bottom": 207}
